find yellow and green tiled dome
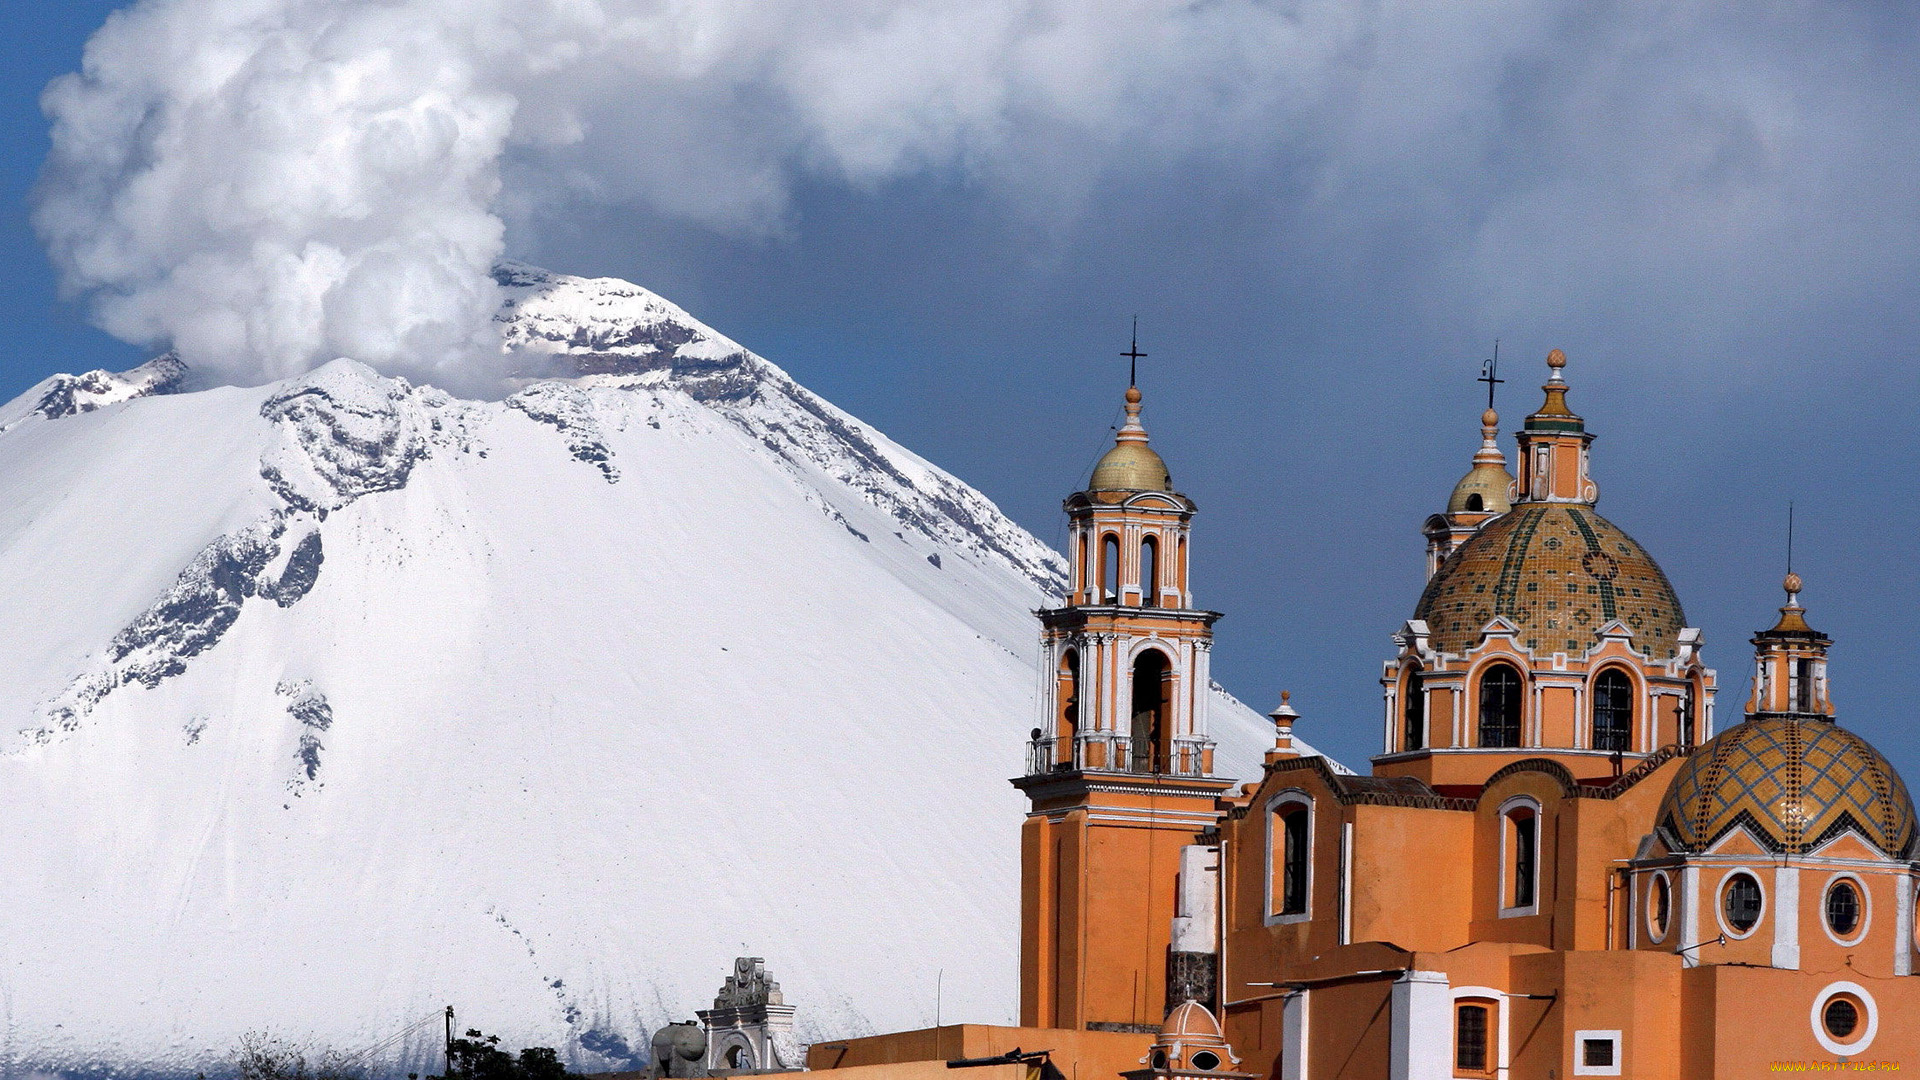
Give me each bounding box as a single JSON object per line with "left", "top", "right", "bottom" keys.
{"left": 1658, "top": 716, "right": 1916, "bottom": 858}
{"left": 1414, "top": 504, "right": 1687, "bottom": 659}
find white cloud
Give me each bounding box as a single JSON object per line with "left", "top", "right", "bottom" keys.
{"left": 32, "top": 0, "right": 1920, "bottom": 385}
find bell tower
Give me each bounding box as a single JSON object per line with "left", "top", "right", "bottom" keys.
{"left": 1513, "top": 348, "right": 1597, "bottom": 504}
{"left": 1748, "top": 573, "right": 1835, "bottom": 719}
{"left": 1014, "top": 378, "right": 1233, "bottom": 1033}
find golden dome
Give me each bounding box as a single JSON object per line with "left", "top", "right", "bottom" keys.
{"left": 1658, "top": 716, "right": 1916, "bottom": 858}
{"left": 1414, "top": 503, "right": 1687, "bottom": 658}
{"left": 1446, "top": 464, "right": 1514, "bottom": 515}
{"left": 1444, "top": 409, "right": 1514, "bottom": 514}
{"left": 1090, "top": 442, "right": 1172, "bottom": 492}
{"left": 1088, "top": 386, "right": 1174, "bottom": 493}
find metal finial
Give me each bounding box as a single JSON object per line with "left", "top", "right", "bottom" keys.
{"left": 1478, "top": 340, "right": 1503, "bottom": 411}
{"left": 1122, "top": 316, "right": 1148, "bottom": 388}
{"left": 1786, "top": 501, "right": 1794, "bottom": 576}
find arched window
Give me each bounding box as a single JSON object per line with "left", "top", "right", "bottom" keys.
{"left": 1402, "top": 667, "right": 1426, "bottom": 751}
{"left": 1140, "top": 535, "right": 1159, "bottom": 607}
{"left": 1266, "top": 795, "right": 1311, "bottom": 922}
{"left": 1454, "top": 1000, "right": 1495, "bottom": 1076}
{"left": 1078, "top": 532, "right": 1090, "bottom": 599}
{"left": 1101, "top": 534, "right": 1120, "bottom": 603}
{"left": 1679, "top": 682, "right": 1697, "bottom": 746}
{"left": 1794, "top": 657, "right": 1815, "bottom": 712}
{"left": 1056, "top": 650, "right": 1080, "bottom": 765}
{"left": 1177, "top": 536, "right": 1188, "bottom": 598}
{"left": 1502, "top": 801, "right": 1539, "bottom": 914}
{"left": 1478, "top": 664, "right": 1523, "bottom": 748}
{"left": 1465, "top": 493, "right": 1484, "bottom": 512}
{"left": 1130, "top": 650, "right": 1170, "bottom": 773}
{"left": 1592, "top": 669, "right": 1633, "bottom": 752}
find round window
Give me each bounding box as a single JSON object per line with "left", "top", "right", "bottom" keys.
{"left": 1826, "top": 880, "right": 1861, "bottom": 937}
{"left": 1724, "top": 872, "right": 1763, "bottom": 933}
{"left": 1150, "top": 1050, "right": 1168, "bottom": 1070}
{"left": 1190, "top": 1052, "right": 1221, "bottom": 1071}
{"left": 1650, "top": 873, "right": 1672, "bottom": 939}
{"left": 1824, "top": 996, "right": 1860, "bottom": 1039}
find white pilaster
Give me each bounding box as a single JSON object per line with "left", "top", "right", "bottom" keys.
{"left": 1897, "top": 876, "right": 1914, "bottom": 977}
{"left": 1339, "top": 822, "right": 1355, "bottom": 946}
{"left": 1390, "top": 970, "right": 1451, "bottom": 1080}
{"left": 1281, "top": 990, "right": 1309, "bottom": 1080}
{"left": 1772, "top": 866, "right": 1800, "bottom": 969}
{"left": 1678, "top": 865, "right": 1701, "bottom": 967}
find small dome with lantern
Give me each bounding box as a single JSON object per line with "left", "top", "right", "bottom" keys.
{"left": 1445, "top": 409, "right": 1515, "bottom": 516}
{"left": 1656, "top": 578, "right": 1916, "bottom": 859}
{"left": 1088, "top": 386, "right": 1175, "bottom": 496}
{"left": 1657, "top": 715, "right": 1915, "bottom": 858}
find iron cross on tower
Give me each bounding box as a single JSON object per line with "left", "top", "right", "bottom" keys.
{"left": 1479, "top": 339, "right": 1503, "bottom": 409}
{"left": 1123, "top": 317, "right": 1147, "bottom": 387}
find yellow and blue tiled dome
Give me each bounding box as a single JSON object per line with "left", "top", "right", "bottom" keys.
{"left": 1658, "top": 715, "right": 1916, "bottom": 858}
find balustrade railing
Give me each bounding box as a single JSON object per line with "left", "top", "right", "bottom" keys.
{"left": 1026, "top": 733, "right": 1213, "bottom": 777}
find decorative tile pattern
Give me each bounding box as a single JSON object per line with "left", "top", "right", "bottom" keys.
{"left": 1416, "top": 504, "right": 1687, "bottom": 658}
{"left": 1658, "top": 715, "right": 1916, "bottom": 858}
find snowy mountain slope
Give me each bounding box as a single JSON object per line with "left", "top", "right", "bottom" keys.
{"left": 0, "top": 267, "right": 1331, "bottom": 1077}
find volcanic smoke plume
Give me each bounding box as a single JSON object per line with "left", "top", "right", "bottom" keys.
{"left": 32, "top": 0, "right": 1367, "bottom": 388}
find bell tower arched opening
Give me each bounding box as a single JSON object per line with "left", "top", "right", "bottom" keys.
{"left": 1102, "top": 534, "right": 1120, "bottom": 603}
{"left": 1131, "top": 649, "right": 1171, "bottom": 773}
{"left": 1140, "top": 535, "right": 1159, "bottom": 607}
{"left": 1055, "top": 650, "right": 1080, "bottom": 766}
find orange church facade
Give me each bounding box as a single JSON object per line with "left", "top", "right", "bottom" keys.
{"left": 1005, "top": 351, "right": 1920, "bottom": 1078}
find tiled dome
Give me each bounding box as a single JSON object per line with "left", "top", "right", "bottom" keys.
{"left": 1414, "top": 503, "right": 1687, "bottom": 659}
{"left": 1658, "top": 715, "right": 1916, "bottom": 858}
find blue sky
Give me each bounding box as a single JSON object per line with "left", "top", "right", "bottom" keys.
{"left": 4, "top": 2, "right": 1919, "bottom": 775}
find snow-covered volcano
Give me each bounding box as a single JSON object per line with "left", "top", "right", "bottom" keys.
{"left": 0, "top": 266, "right": 1320, "bottom": 1076}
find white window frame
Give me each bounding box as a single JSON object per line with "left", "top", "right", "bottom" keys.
{"left": 1819, "top": 871, "right": 1872, "bottom": 947}
{"left": 1497, "top": 795, "right": 1542, "bottom": 918}
{"left": 1810, "top": 981, "right": 1879, "bottom": 1057}
{"left": 1449, "top": 986, "right": 1508, "bottom": 1079}
{"left": 1265, "top": 790, "right": 1313, "bottom": 926}
{"left": 1644, "top": 870, "right": 1673, "bottom": 944}
{"left": 1572, "top": 1030, "right": 1622, "bottom": 1077}
{"left": 1714, "top": 867, "right": 1767, "bottom": 940}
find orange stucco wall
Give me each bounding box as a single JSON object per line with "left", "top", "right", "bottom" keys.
{"left": 809, "top": 1025, "right": 1152, "bottom": 1080}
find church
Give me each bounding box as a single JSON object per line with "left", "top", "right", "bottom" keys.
{"left": 805, "top": 348, "right": 1918, "bottom": 1079}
